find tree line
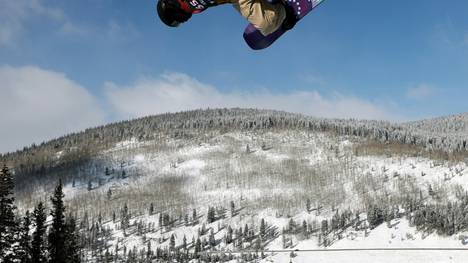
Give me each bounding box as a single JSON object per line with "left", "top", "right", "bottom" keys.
{"left": 2, "top": 109, "right": 466, "bottom": 196}
{"left": 0, "top": 165, "right": 80, "bottom": 263}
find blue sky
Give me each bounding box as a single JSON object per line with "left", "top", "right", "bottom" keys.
{"left": 1, "top": 0, "right": 468, "bottom": 152}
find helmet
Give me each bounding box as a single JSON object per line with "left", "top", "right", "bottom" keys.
{"left": 157, "top": 0, "right": 192, "bottom": 27}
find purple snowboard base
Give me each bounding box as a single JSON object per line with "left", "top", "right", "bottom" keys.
{"left": 243, "top": 0, "right": 325, "bottom": 50}
{"left": 243, "top": 24, "right": 286, "bottom": 50}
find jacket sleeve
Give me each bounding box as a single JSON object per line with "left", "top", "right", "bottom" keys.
{"left": 233, "top": 0, "right": 286, "bottom": 36}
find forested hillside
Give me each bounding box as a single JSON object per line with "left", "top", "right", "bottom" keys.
{"left": 2, "top": 109, "right": 467, "bottom": 193}
{"left": 1, "top": 109, "right": 468, "bottom": 263}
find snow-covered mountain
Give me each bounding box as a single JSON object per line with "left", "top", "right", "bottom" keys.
{"left": 3, "top": 109, "right": 468, "bottom": 262}
{"left": 404, "top": 113, "right": 468, "bottom": 135}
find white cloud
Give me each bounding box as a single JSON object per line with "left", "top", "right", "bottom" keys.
{"left": 0, "top": 0, "right": 67, "bottom": 45}
{"left": 0, "top": 0, "right": 141, "bottom": 46}
{"left": 0, "top": 69, "right": 401, "bottom": 153}
{"left": 406, "top": 84, "right": 435, "bottom": 100}
{"left": 0, "top": 66, "right": 105, "bottom": 153}
{"left": 105, "top": 72, "right": 398, "bottom": 121}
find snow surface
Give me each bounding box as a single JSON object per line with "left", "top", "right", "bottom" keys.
{"left": 266, "top": 218, "right": 467, "bottom": 263}
{"left": 52, "top": 132, "right": 468, "bottom": 262}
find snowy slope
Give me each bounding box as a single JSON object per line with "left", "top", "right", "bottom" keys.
{"left": 45, "top": 129, "right": 468, "bottom": 262}
{"left": 6, "top": 109, "right": 468, "bottom": 262}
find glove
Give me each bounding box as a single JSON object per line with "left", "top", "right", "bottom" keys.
{"left": 281, "top": 2, "right": 297, "bottom": 31}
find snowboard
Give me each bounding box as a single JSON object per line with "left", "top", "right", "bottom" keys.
{"left": 243, "top": 0, "right": 325, "bottom": 50}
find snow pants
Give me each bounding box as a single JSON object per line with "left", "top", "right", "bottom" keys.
{"left": 233, "top": 0, "right": 286, "bottom": 36}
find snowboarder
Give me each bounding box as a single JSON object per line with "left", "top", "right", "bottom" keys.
{"left": 156, "top": 0, "right": 298, "bottom": 36}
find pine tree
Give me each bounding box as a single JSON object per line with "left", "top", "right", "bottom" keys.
{"left": 244, "top": 224, "right": 249, "bottom": 241}
{"left": 331, "top": 211, "right": 340, "bottom": 232}
{"left": 260, "top": 218, "right": 266, "bottom": 238}
{"left": 184, "top": 213, "right": 189, "bottom": 226}
{"left": 0, "top": 165, "right": 18, "bottom": 262}
{"left": 302, "top": 220, "right": 309, "bottom": 238}
{"left": 236, "top": 228, "right": 242, "bottom": 248}
{"left": 163, "top": 214, "right": 171, "bottom": 229}
{"left": 31, "top": 202, "right": 47, "bottom": 263}
{"left": 169, "top": 234, "right": 175, "bottom": 250}
{"left": 146, "top": 241, "right": 152, "bottom": 260}
{"left": 281, "top": 229, "right": 287, "bottom": 249}
{"left": 192, "top": 208, "right": 197, "bottom": 224}
{"left": 158, "top": 212, "right": 163, "bottom": 227}
{"left": 48, "top": 180, "right": 67, "bottom": 263}
{"left": 208, "top": 229, "right": 216, "bottom": 247}
{"left": 367, "top": 205, "right": 384, "bottom": 228}
{"left": 201, "top": 223, "right": 206, "bottom": 235}
{"left": 230, "top": 201, "right": 235, "bottom": 217}
{"left": 226, "top": 226, "right": 233, "bottom": 244}
{"left": 194, "top": 237, "right": 201, "bottom": 258}
{"left": 288, "top": 218, "right": 295, "bottom": 233}
{"left": 255, "top": 237, "right": 262, "bottom": 250}
{"left": 182, "top": 235, "right": 187, "bottom": 250}
{"left": 65, "top": 215, "right": 81, "bottom": 263}
{"left": 207, "top": 207, "right": 216, "bottom": 223}
{"left": 321, "top": 219, "right": 328, "bottom": 235}
{"left": 121, "top": 203, "right": 130, "bottom": 235}
{"left": 18, "top": 210, "right": 32, "bottom": 263}
{"left": 149, "top": 203, "right": 154, "bottom": 215}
